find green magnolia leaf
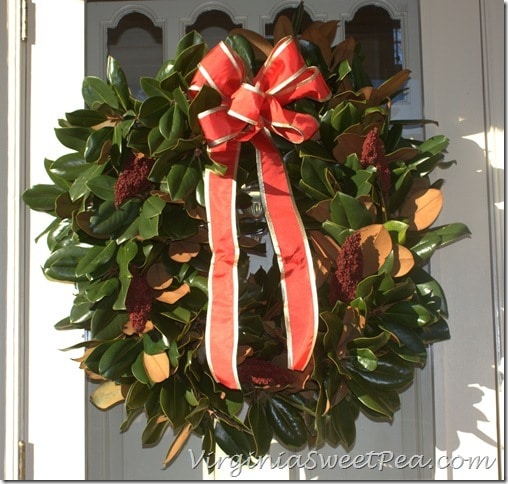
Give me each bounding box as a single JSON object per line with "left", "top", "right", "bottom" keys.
{"left": 139, "top": 96, "right": 171, "bottom": 128}
{"left": 188, "top": 84, "right": 221, "bottom": 134}
{"left": 89, "top": 199, "right": 141, "bottom": 236}
{"left": 346, "top": 356, "right": 414, "bottom": 390}
{"left": 131, "top": 352, "right": 150, "bottom": 385}
{"left": 214, "top": 421, "right": 253, "bottom": 460}
{"left": 415, "top": 318, "right": 451, "bottom": 344}
{"left": 48, "top": 152, "right": 88, "bottom": 181}
{"left": 330, "top": 192, "right": 372, "bottom": 229}
{"left": 301, "top": 157, "right": 335, "bottom": 198}
{"left": 173, "top": 42, "right": 207, "bottom": 78}
{"left": 54, "top": 127, "right": 91, "bottom": 153}
{"left": 166, "top": 157, "right": 201, "bottom": 201}
{"left": 265, "top": 397, "right": 307, "bottom": 450}
{"left": 354, "top": 348, "right": 378, "bottom": 371}
{"left": 91, "top": 299, "right": 127, "bottom": 341}
{"left": 160, "top": 376, "right": 191, "bottom": 427}
{"left": 380, "top": 301, "right": 438, "bottom": 328}
{"left": 142, "top": 413, "right": 170, "bottom": 446}
{"left": 159, "top": 104, "right": 185, "bottom": 142}
{"left": 247, "top": 400, "right": 273, "bottom": 457}
{"left": 69, "top": 162, "right": 105, "bottom": 202}
{"left": 347, "top": 376, "right": 400, "bottom": 418}
{"left": 84, "top": 278, "right": 119, "bottom": 303}
{"left": 82, "top": 76, "right": 120, "bottom": 110}
{"left": 428, "top": 223, "right": 471, "bottom": 247}
{"left": 65, "top": 109, "right": 108, "bottom": 127}
{"left": 411, "top": 267, "right": 449, "bottom": 317}
{"left": 107, "top": 55, "right": 131, "bottom": 111}
{"left": 378, "top": 320, "right": 427, "bottom": 364}
{"left": 113, "top": 238, "right": 138, "bottom": 311}
{"left": 84, "top": 127, "right": 113, "bottom": 163}
{"left": 99, "top": 338, "right": 142, "bottom": 380}
{"left": 225, "top": 34, "right": 255, "bottom": 73}
{"left": 86, "top": 175, "right": 116, "bottom": 201}
{"left": 75, "top": 240, "right": 117, "bottom": 278}
{"left": 43, "top": 244, "right": 90, "bottom": 282}
{"left": 22, "top": 184, "right": 65, "bottom": 212}
{"left": 126, "top": 380, "right": 150, "bottom": 409}
{"left": 330, "top": 397, "right": 359, "bottom": 449}
{"left": 174, "top": 30, "right": 205, "bottom": 59}
{"left": 139, "top": 195, "right": 166, "bottom": 239}
{"left": 331, "top": 101, "right": 360, "bottom": 134}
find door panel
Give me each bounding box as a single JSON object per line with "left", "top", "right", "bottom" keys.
{"left": 85, "top": 1, "right": 431, "bottom": 480}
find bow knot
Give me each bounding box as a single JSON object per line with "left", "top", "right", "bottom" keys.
{"left": 190, "top": 37, "right": 330, "bottom": 389}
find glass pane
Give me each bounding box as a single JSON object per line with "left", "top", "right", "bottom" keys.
{"left": 107, "top": 12, "right": 163, "bottom": 98}
{"left": 345, "top": 5, "right": 402, "bottom": 87}
{"left": 185, "top": 10, "right": 242, "bottom": 48}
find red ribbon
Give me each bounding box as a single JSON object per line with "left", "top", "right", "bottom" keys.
{"left": 189, "top": 37, "right": 330, "bottom": 389}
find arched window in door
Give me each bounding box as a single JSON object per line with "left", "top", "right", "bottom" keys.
{"left": 264, "top": 6, "right": 314, "bottom": 38}
{"left": 107, "top": 12, "right": 163, "bottom": 98}
{"left": 185, "top": 9, "right": 242, "bottom": 48}
{"left": 345, "top": 5, "right": 403, "bottom": 87}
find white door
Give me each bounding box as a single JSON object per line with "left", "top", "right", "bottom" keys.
{"left": 84, "top": 1, "right": 433, "bottom": 480}
{"left": 10, "top": 0, "right": 501, "bottom": 480}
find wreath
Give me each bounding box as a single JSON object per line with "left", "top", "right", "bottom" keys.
{"left": 23, "top": 9, "right": 470, "bottom": 470}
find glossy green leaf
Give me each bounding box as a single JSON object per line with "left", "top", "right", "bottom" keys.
{"left": 48, "top": 152, "right": 88, "bottom": 181}
{"left": 188, "top": 84, "right": 221, "bottom": 134}
{"left": 142, "top": 413, "right": 170, "bottom": 446}
{"left": 301, "top": 156, "right": 335, "bottom": 198}
{"left": 330, "top": 397, "right": 359, "bottom": 448}
{"left": 22, "top": 184, "right": 65, "bottom": 212}
{"left": 265, "top": 397, "right": 307, "bottom": 450}
{"left": 113, "top": 239, "right": 138, "bottom": 311}
{"left": 82, "top": 76, "right": 119, "bottom": 110}
{"left": 347, "top": 376, "right": 400, "bottom": 418}
{"left": 84, "top": 127, "right": 113, "bottom": 163}
{"left": 354, "top": 348, "right": 378, "bottom": 371}
{"left": 411, "top": 267, "right": 448, "bottom": 317}
{"left": 139, "top": 195, "right": 166, "bottom": 239}
{"left": 75, "top": 240, "right": 117, "bottom": 277}
{"left": 99, "top": 338, "right": 141, "bottom": 380}
{"left": 378, "top": 320, "right": 427, "bottom": 363}
{"left": 91, "top": 299, "right": 127, "bottom": 341}
{"left": 380, "top": 301, "right": 438, "bottom": 328}
{"left": 43, "top": 244, "right": 90, "bottom": 282}
{"left": 166, "top": 157, "right": 201, "bottom": 201}
{"left": 107, "top": 55, "right": 131, "bottom": 110}
{"left": 160, "top": 376, "right": 191, "bottom": 427}
{"left": 86, "top": 175, "right": 116, "bottom": 201}
{"left": 247, "top": 400, "right": 273, "bottom": 457}
{"left": 65, "top": 109, "right": 108, "bottom": 127}
{"left": 214, "top": 421, "right": 253, "bottom": 460}
{"left": 89, "top": 199, "right": 141, "bottom": 236}
{"left": 84, "top": 277, "right": 119, "bottom": 303}
{"left": 139, "top": 96, "right": 171, "bottom": 128}
{"left": 54, "top": 127, "right": 90, "bottom": 153}
{"left": 126, "top": 380, "right": 150, "bottom": 409}
{"left": 346, "top": 356, "right": 414, "bottom": 390}
{"left": 330, "top": 192, "right": 372, "bottom": 229}
{"left": 69, "top": 163, "right": 105, "bottom": 202}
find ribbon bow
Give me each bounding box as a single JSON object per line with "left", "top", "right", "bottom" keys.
{"left": 189, "top": 37, "right": 330, "bottom": 389}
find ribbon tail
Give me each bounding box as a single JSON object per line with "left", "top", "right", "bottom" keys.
{"left": 253, "top": 133, "right": 319, "bottom": 371}
{"left": 204, "top": 143, "right": 241, "bottom": 390}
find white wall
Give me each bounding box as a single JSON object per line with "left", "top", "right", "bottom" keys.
{"left": 420, "top": 0, "right": 504, "bottom": 479}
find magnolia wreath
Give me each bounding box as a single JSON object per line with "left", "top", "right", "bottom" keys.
{"left": 24, "top": 11, "right": 470, "bottom": 470}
